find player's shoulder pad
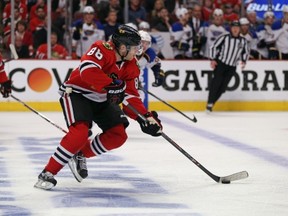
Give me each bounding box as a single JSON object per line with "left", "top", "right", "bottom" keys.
{"left": 171, "top": 22, "right": 184, "bottom": 32}
{"left": 202, "top": 21, "right": 210, "bottom": 27}
{"left": 102, "top": 42, "right": 113, "bottom": 50}
{"left": 72, "top": 19, "right": 83, "bottom": 28}
{"left": 249, "top": 29, "right": 258, "bottom": 39}
{"left": 151, "top": 35, "right": 157, "bottom": 44}
{"left": 271, "top": 20, "right": 282, "bottom": 30}
{"left": 145, "top": 48, "right": 157, "bottom": 62}
{"left": 256, "top": 24, "right": 265, "bottom": 32}
{"left": 95, "top": 21, "right": 104, "bottom": 30}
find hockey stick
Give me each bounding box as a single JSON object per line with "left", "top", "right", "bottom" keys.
{"left": 11, "top": 95, "right": 68, "bottom": 134}
{"left": 9, "top": 44, "right": 19, "bottom": 60}
{"left": 8, "top": 45, "right": 68, "bottom": 133}
{"left": 123, "top": 101, "right": 249, "bottom": 184}
{"left": 139, "top": 87, "right": 197, "bottom": 123}
{"left": 4, "top": 44, "right": 19, "bottom": 63}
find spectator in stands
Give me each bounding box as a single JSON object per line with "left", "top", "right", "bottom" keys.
{"left": 202, "top": 0, "right": 214, "bottom": 22}
{"left": 29, "top": 5, "right": 46, "bottom": 33}
{"left": 33, "top": 16, "right": 62, "bottom": 52}
{"left": 51, "top": 0, "right": 67, "bottom": 21}
{"left": 29, "top": 0, "right": 47, "bottom": 21}
{"left": 27, "top": 0, "right": 39, "bottom": 13}
{"left": 170, "top": 7, "right": 192, "bottom": 59}
{"left": 103, "top": 10, "right": 121, "bottom": 40}
{"left": 128, "top": 0, "right": 147, "bottom": 25}
{"left": 150, "top": 7, "right": 173, "bottom": 32}
{"left": 188, "top": 3, "right": 207, "bottom": 59}
{"left": 3, "top": 7, "right": 23, "bottom": 48}
{"left": 35, "top": 32, "right": 68, "bottom": 59}
{"left": 223, "top": 2, "right": 239, "bottom": 24}
{"left": 73, "top": 0, "right": 94, "bottom": 17}
{"left": 239, "top": 17, "right": 259, "bottom": 59}
{"left": 14, "top": 35, "right": 30, "bottom": 59}
{"left": 2, "top": 0, "right": 28, "bottom": 25}
{"left": 271, "top": 6, "right": 288, "bottom": 60}
{"left": 163, "top": 0, "right": 185, "bottom": 21}
{"left": 51, "top": 6, "right": 66, "bottom": 46}
{"left": 3, "top": 6, "right": 23, "bottom": 28}
{"left": 97, "top": 0, "right": 124, "bottom": 24}
{"left": 7, "top": 20, "right": 34, "bottom": 58}
{"left": 72, "top": 6, "right": 105, "bottom": 59}
{"left": 149, "top": 0, "right": 165, "bottom": 22}
{"left": 256, "top": 11, "right": 277, "bottom": 59}
{"left": 200, "top": 9, "right": 227, "bottom": 59}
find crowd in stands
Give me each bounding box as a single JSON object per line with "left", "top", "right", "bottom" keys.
{"left": 1, "top": 0, "right": 288, "bottom": 60}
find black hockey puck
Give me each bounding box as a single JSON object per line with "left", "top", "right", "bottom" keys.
{"left": 222, "top": 180, "right": 231, "bottom": 184}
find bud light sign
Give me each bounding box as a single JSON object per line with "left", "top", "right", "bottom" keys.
{"left": 246, "top": 0, "right": 287, "bottom": 20}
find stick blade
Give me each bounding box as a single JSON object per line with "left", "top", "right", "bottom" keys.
{"left": 219, "top": 171, "right": 249, "bottom": 183}
{"left": 9, "top": 44, "right": 19, "bottom": 60}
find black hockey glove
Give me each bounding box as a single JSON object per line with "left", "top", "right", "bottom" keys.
{"left": 136, "top": 111, "right": 162, "bottom": 137}
{"left": 268, "top": 47, "right": 279, "bottom": 60}
{"left": 105, "top": 79, "right": 126, "bottom": 104}
{"left": 152, "top": 69, "right": 165, "bottom": 87}
{"left": 257, "top": 39, "right": 266, "bottom": 48}
{"left": 1, "top": 80, "right": 12, "bottom": 98}
{"left": 151, "top": 64, "right": 165, "bottom": 87}
{"left": 170, "top": 41, "right": 190, "bottom": 52}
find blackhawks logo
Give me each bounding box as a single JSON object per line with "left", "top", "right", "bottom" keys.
{"left": 103, "top": 42, "right": 113, "bottom": 50}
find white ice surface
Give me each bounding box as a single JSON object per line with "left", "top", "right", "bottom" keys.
{"left": 0, "top": 111, "right": 288, "bottom": 216}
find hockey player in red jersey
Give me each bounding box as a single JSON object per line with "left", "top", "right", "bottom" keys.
{"left": 0, "top": 55, "right": 12, "bottom": 98}
{"left": 34, "top": 25, "right": 163, "bottom": 190}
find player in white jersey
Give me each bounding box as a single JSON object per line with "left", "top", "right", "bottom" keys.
{"left": 200, "top": 9, "right": 227, "bottom": 59}
{"left": 138, "top": 21, "right": 165, "bottom": 59}
{"left": 256, "top": 11, "right": 277, "bottom": 59}
{"left": 271, "top": 6, "right": 288, "bottom": 59}
{"left": 170, "top": 7, "right": 192, "bottom": 59}
{"left": 137, "top": 30, "right": 165, "bottom": 101}
{"left": 72, "top": 6, "right": 105, "bottom": 58}
{"left": 239, "top": 17, "right": 259, "bottom": 59}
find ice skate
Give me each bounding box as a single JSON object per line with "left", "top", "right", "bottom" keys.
{"left": 34, "top": 170, "right": 57, "bottom": 190}
{"left": 68, "top": 151, "right": 88, "bottom": 182}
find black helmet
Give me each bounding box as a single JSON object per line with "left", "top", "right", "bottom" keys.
{"left": 112, "top": 24, "right": 141, "bottom": 48}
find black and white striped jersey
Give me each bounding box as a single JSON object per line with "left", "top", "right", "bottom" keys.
{"left": 210, "top": 33, "right": 249, "bottom": 67}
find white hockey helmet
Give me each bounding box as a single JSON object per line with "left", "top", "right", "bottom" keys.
{"left": 139, "top": 30, "right": 152, "bottom": 43}
{"left": 83, "top": 6, "right": 95, "bottom": 14}
{"left": 213, "top": 8, "right": 223, "bottom": 17}
{"left": 283, "top": 5, "right": 288, "bottom": 13}
{"left": 138, "top": 21, "right": 150, "bottom": 30}
{"left": 264, "top": 11, "right": 274, "bottom": 19}
{"left": 239, "top": 17, "right": 249, "bottom": 25}
{"left": 175, "top": 7, "right": 188, "bottom": 19}
{"left": 125, "top": 22, "right": 138, "bottom": 30}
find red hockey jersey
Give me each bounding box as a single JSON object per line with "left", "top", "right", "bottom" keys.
{"left": 0, "top": 58, "right": 9, "bottom": 84}
{"left": 62, "top": 40, "right": 148, "bottom": 119}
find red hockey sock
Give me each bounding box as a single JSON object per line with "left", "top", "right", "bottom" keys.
{"left": 45, "top": 121, "right": 90, "bottom": 175}
{"left": 81, "top": 124, "right": 127, "bottom": 158}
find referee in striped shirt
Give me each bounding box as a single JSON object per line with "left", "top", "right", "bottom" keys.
{"left": 206, "top": 20, "right": 249, "bottom": 112}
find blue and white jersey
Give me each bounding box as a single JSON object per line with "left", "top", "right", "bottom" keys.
{"left": 256, "top": 22, "right": 281, "bottom": 58}
{"left": 170, "top": 22, "right": 192, "bottom": 58}
{"left": 138, "top": 48, "right": 158, "bottom": 69}
{"left": 241, "top": 29, "right": 258, "bottom": 51}
{"left": 72, "top": 19, "right": 105, "bottom": 57}
{"left": 200, "top": 23, "right": 227, "bottom": 58}
{"left": 137, "top": 47, "right": 161, "bottom": 101}
{"left": 272, "top": 20, "right": 288, "bottom": 54}
{"left": 151, "top": 34, "right": 164, "bottom": 55}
